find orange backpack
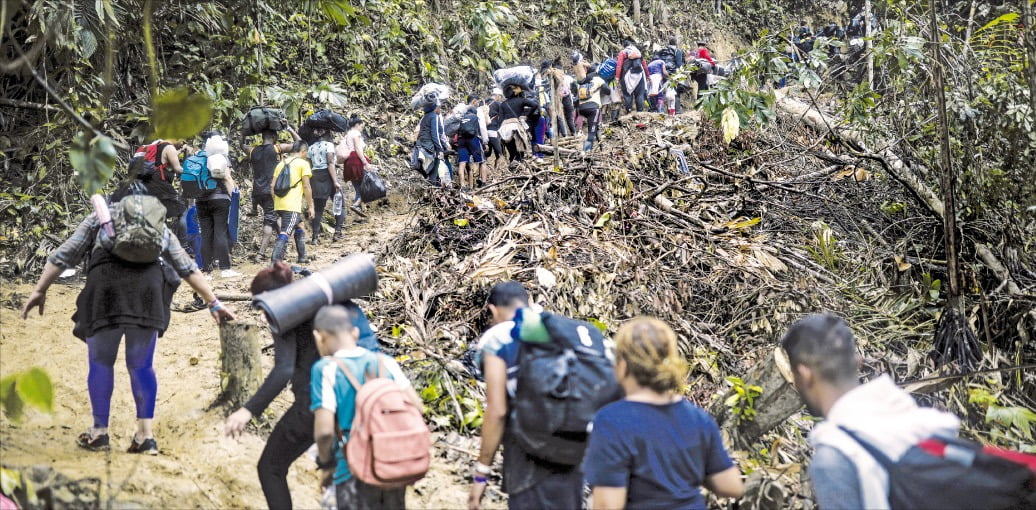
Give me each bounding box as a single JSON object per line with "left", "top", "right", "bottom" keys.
{"left": 333, "top": 357, "right": 431, "bottom": 489}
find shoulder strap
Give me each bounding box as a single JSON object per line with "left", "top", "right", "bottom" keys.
{"left": 332, "top": 357, "right": 363, "bottom": 392}
{"left": 837, "top": 425, "right": 895, "bottom": 469}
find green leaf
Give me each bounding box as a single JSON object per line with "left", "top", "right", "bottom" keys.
{"left": 586, "top": 318, "right": 608, "bottom": 333}
{"left": 420, "top": 383, "right": 441, "bottom": 402}
{"left": 0, "top": 467, "right": 21, "bottom": 497}
{"left": 986, "top": 405, "right": 1036, "bottom": 440}
{"left": 0, "top": 375, "right": 23, "bottom": 422}
{"left": 152, "top": 88, "right": 213, "bottom": 140}
{"left": 16, "top": 368, "right": 53, "bottom": 414}
{"left": 69, "top": 133, "right": 117, "bottom": 195}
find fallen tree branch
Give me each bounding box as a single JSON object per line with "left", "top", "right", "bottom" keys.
{"left": 0, "top": 98, "right": 61, "bottom": 112}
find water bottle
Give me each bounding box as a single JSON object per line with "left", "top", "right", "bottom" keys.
{"left": 332, "top": 190, "right": 344, "bottom": 216}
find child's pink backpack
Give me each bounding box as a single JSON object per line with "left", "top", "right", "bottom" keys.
{"left": 334, "top": 357, "right": 431, "bottom": 489}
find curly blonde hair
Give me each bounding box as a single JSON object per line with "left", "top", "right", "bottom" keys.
{"left": 615, "top": 317, "right": 688, "bottom": 393}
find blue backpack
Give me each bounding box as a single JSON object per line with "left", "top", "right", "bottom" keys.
{"left": 598, "top": 58, "right": 618, "bottom": 81}
{"left": 181, "top": 151, "right": 217, "bottom": 198}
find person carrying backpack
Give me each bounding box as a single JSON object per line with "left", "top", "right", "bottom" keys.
{"left": 193, "top": 132, "right": 240, "bottom": 278}
{"left": 616, "top": 41, "right": 650, "bottom": 113}
{"left": 583, "top": 317, "right": 744, "bottom": 509}
{"left": 224, "top": 266, "right": 380, "bottom": 510}
{"left": 647, "top": 55, "right": 670, "bottom": 113}
{"left": 575, "top": 66, "right": 610, "bottom": 152}
{"left": 416, "top": 102, "right": 449, "bottom": 185}
{"left": 484, "top": 89, "right": 506, "bottom": 176}
{"left": 21, "top": 176, "right": 234, "bottom": 455}
{"left": 498, "top": 86, "right": 540, "bottom": 165}
{"left": 469, "top": 282, "right": 617, "bottom": 510}
{"left": 270, "top": 141, "right": 314, "bottom": 264}
{"left": 307, "top": 128, "right": 340, "bottom": 245}
{"left": 133, "top": 139, "right": 191, "bottom": 251}
{"left": 781, "top": 314, "right": 1036, "bottom": 510}
{"left": 250, "top": 127, "right": 301, "bottom": 261}
{"left": 455, "top": 96, "right": 488, "bottom": 189}
{"left": 310, "top": 305, "right": 425, "bottom": 509}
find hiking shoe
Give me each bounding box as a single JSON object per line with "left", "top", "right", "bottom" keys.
{"left": 220, "top": 269, "right": 243, "bottom": 279}
{"left": 297, "top": 257, "right": 309, "bottom": 264}
{"left": 332, "top": 233, "right": 344, "bottom": 242}
{"left": 77, "top": 432, "right": 110, "bottom": 451}
{"left": 127, "top": 436, "right": 159, "bottom": 455}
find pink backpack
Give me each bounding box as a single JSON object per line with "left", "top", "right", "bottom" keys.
{"left": 334, "top": 357, "right": 431, "bottom": 489}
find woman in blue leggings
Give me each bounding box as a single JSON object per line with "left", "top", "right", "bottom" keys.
{"left": 22, "top": 176, "right": 234, "bottom": 454}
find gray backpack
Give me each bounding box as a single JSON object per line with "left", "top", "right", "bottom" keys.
{"left": 100, "top": 195, "right": 167, "bottom": 263}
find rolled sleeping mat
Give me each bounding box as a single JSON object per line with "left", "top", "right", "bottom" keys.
{"left": 252, "top": 253, "right": 378, "bottom": 335}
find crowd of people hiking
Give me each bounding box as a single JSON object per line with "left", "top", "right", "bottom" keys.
{"left": 411, "top": 36, "right": 735, "bottom": 189}
{"left": 13, "top": 21, "right": 1036, "bottom": 510}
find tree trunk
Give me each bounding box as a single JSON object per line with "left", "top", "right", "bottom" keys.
{"left": 1024, "top": 0, "right": 1036, "bottom": 120}
{"left": 710, "top": 347, "right": 803, "bottom": 448}
{"left": 217, "top": 321, "right": 262, "bottom": 409}
{"left": 865, "top": 0, "right": 874, "bottom": 89}
{"left": 632, "top": 0, "right": 641, "bottom": 23}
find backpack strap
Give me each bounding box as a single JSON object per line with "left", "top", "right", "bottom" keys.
{"left": 332, "top": 357, "right": 363, "bottom": 392}
{"left": 837, "top": 425, "right": 896, "bottom": 470}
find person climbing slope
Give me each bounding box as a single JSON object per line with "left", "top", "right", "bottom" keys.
{"left": 647, "top": 54, "right": 670, "bottom": 113}
{"left": 224, "top": 264, "right": 380, "bottom": 510}
{"left": 308, "top": 128, "right": 340, "bottom": 245}
{"left": 583, "top": 317, "right": 744, "bottom": 509}
{"left": 339, "top": 114, "right": 373, "bottom": 222}
{"left": 416, "top": 101, "right": 448, "bottom": 185}
{"left": 498, "top": 86, "right": 539, "bottom": 164}
{"left": 575, "top": 64, "right": 610, "bottom": 152}
{"left": 270, "top": 141, "right": 313, "bottom": 264}
{"left": 250, "top": 126, "right": 301, "bottom": 261}
{"left": 616, "top": 40, "right": 649, "bottom": 113}
{"left": 22, "top": 175, "right": 234, "bottom": 455}
{"left": 195, "top": 132, "right": 241, "bottom": 278}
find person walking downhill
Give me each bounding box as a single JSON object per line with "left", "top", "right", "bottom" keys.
{"left": 308, "top": 128, "right": 340, "bottom": 245}
{"left": 310, "top": 305, "right": 419, "bottom": 509}
{"left": 250, "top": 127, "right": 301, "bottom": 261}
{"left": 22, "top": 177, "right": 234, "bottom": 454}
{"left": 196, "top": 133, "right": 241, "bottom": 278}
{"left": 583, "top": 317, "right": 744, "bottom": 509}
{"left": 224, "top": 264, "right": 380, "bottom": 510}
{"left": 339, "top": 115, "right": 372, "bottom": 222}
{"left": 270, "top": 141, "right": 313, "bottom": 264}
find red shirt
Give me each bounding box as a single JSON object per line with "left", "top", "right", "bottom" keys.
{"left": 695, "top": 47, "right": 716, "bottom": 65}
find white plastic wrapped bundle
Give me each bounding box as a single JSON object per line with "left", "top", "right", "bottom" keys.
{"left": 493, "top": 66, "right": 535, "bottom": 91}
{"left": 410, "top": 83, "right": 451, "bottom": 110}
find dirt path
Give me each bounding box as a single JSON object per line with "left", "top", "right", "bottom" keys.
{"left": 0, "top": 189, "right": 477, "bottom": 509}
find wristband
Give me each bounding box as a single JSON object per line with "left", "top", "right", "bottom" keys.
{"left": 473, "top": 475, "right": 488, "bottom": 484}
{"left": 474, "top": 462, "right": 492, "bottom": 475}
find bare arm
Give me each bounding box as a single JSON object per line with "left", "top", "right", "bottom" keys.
{"left": 162, "top": 145, "right": 183, "bottom": 174}
{"left": 704, "top": 466, "right": 744, "bottom": 499}
{"left": 314, "top": 407, "right": 337, "bottom": 488}
{"left": 590, "top": 487, "right": 628, "bottom": 510}
{"left": 21, "top": 262, "right": 64, "bottom": 319}
{"left": 468, "top": 354, "right": 508, "bottom": 510}
{"left": 302, "top": 176, "right": 314, "bottom": 217}
{"left": 224, "top": 166, "right": 238, "bottom": 193}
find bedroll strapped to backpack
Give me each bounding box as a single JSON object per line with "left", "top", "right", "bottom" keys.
{"left": 333, "top": 357, "right": 431, "bottom": 489}
{"left": 181, "top": 151, "right": 218, "bottom": 199}
{"left": 839, "top": 426, "right": 1036, "bottom": 509}
{"left": 100, "top": 194, "right": 168, "bottom": 263}
{"left": 509, "top": 309, "right": 623, "bottom": 466}
{"left": 241, "top": 106, "right": 288, "bottom": 136}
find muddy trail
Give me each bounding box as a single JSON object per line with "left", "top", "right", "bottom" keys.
{"left": 0, "top": 182, "right": 484, "bottom": 509}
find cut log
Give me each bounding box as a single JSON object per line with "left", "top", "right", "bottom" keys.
{"left": 710, "top": 346, "right": 803, "bottom": 448}
{"left": 216, "top": 321, "right": 262, "bottom": 409}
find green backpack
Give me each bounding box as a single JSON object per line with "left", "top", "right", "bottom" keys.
{"left": 104, "top": 195, "right": 168, "bottom": 263}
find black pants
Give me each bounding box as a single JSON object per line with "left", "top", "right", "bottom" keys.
{"left": 312, "top": 197, "right": 345, "bottom": 238}
{"left": 577, "top": 105, "right": 601, "bottom": 150}
{"left": 254, "top": 193, "right": 278, "bottom": 227}
{"left": 622, "top": 75, "right": 648, "bottom": 112}
{"left": 196, "top": 198, "right": 231, "bottom": 271}
{"left": 508, "top": 469, "right": 583, "bottom": 510}
{"left": 257, "top": 402, "right": 314, "bottom": 510}
{"left": 561, "top": 95, "right": 576, "bottom": 136}
{"left": 335, "top": 477, "right": 406, "bottom": 510}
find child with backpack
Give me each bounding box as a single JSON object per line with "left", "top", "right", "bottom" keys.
{"left": 21, "top": 177, "right": 234, "bottom": 455}
{"left": 310, "top": 305, "right": 428, "bottom": 510}
{"left": 583, "top": 317, "right": 744, "bottom": 509}
{"left": 270, "top": 141, "right": 314, "bottom": 264}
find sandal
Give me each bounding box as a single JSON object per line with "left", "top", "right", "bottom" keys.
{"left": 77, "top": 432, "right": 110, "bottom": 451}
{"left": 127, "top": 436, "right": 159, "bottom": 455}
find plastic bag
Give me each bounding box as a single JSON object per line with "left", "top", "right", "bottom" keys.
{"left": 437, "top": 159, "right": 452, "bottom": 186}
{"left": 494, "top": 66, "right": 535, "bottom": 91}
{"left": 410, "top": 83, "right": 451, "bottom": 110}
{"left": 358, "top": 169, "right": 387, "bottom": 203}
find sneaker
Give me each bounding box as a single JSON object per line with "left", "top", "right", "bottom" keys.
{"left": 77, "top": 432, "right": 110, "bottom": 451}
{"left": 220, "top": 269, "right": 243, "bottom": 279}
{"left": 127, "top": 436, "right": 159, "bottom": 455}
{"left": 332, "top": 233, "right": 344, "bottom": 242}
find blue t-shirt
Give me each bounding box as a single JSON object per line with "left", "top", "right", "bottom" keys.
{"left": 310, "top": 347, "right": 385, "bottom": 485}
{"left": 583, "top": 399, "right": 735, "bottom": 510}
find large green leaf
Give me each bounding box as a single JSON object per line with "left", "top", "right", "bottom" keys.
{"left": 0, "top": 375, "right": 23, "bottom": 422}
{"left": 15, "top": 368, "right": 53, "bottom": 414}
{"left": 69, "top": 132, "right": 117, "bottom": 195}
{"left": 152, "top": 88, "right": 213, "bottom": 140}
